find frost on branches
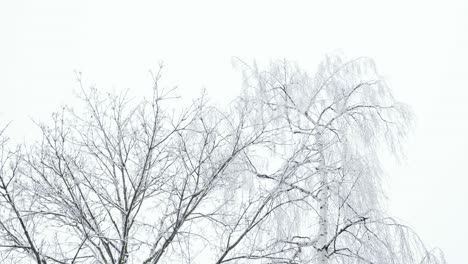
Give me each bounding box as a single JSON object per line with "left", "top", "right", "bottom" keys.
{"left": 0, "top": 57, "right": 445, "bottom": 264}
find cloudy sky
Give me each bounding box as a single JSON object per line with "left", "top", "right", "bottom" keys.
{"left": 1, "top": 1, "right": 467, "bottom": 262}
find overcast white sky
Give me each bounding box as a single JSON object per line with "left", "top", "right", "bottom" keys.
{"left": 1, "top": 1, "right": 467, "bottom": 262}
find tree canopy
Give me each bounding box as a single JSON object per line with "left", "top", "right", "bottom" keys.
{"left": 0, "top": 57, "right": 445, "bottom": 264}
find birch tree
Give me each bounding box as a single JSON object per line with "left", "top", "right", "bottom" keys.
{"left": 234, "top": 56, "right": 445, "bottom": 264}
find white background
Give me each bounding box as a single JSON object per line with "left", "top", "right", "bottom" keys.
{"left": 1, "top": 1, "right": 467, "bottom": 262}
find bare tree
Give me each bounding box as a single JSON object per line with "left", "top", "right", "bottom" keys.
{"left": 0, "top": 57, "right": 445, "bottom": 264}
{"left": 0, "top": 122, "right": 49, "bottom": 264}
